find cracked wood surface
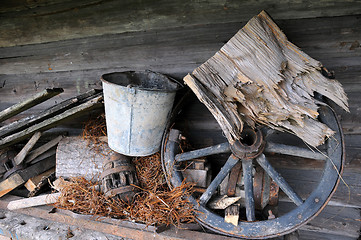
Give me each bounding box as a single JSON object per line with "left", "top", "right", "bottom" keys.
{"left": 184, "top": 11, "right": 349, "bottom": 147}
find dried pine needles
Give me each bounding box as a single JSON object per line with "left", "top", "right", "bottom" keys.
{"left": 53, "top": 153, "right": 196, "bottom": 226}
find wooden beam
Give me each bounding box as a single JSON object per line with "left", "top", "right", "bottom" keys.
{"left": 0, "top": 95, "right": 103, "bottom": 149}
{"left": 25, "top": 135, "right": 63, "bottom": 164}
{"left": 7, "top": 192, "right": 60, "bottom": 210}
{"left": 0, "top": 88, "right": 63, "bottom": 122}
{"left": 13, "top": 131, "right": 42, "bottom": 165}
{"left": 0, "top": 173, "right": 25, "bottom": 198}
{"left": 0, "top": 89, "right": 100, "bottom": 138}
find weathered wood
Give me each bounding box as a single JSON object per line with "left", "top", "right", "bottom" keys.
{"left": 0, "top": 95, "right": 103, "bottom": 149}
{"left": 7, "top": 192, "right": 60, "bottom": 210}
{"left": 28, "top": 148, "right": 56, "bottom": 165}
{"left": 224, "top": 204, "right": 240, "bottom": 226}
{"left": 0, "top": 88, "right": 63, "bottom": 123}
{"left": 56, "top": 136, "right": 112, "bottom": 181}
{"left": 183, "top": 169, "right": 209, "bottom": 188}
{"left": 208, "top": 195, "right": 241, "bottom": 210}
{"left": 279, "top": 203, "right": 361, "bottom": 239}
{"left": 0, "top": 89, "right": 100, "bottom": 138}
{"left": 1, "top": 15, "right": 360, "bottom": 76}
{"left": 0, "top": 174, "right": 25, "bottom": 198}
{"left": 185, "top": 11, "right": 348, "bottom": 147}
{"left": 0, "top": 16, "right": 360, "bottom": 132}
{"left": 24, "top": 135, "right": 63, "bottom": 164}
{"left": 24, "top": 168, "right": 55, "bottom": 192}
{"left": 0, "top": 196, "right": 240, "bottom": 240}
{"left": 0, "top": 0, "right": 360, "bottom": 47}
{"left": 13, "top": 131, "right": 42, "bottom": 165}
{"left": 0, "top": 157, "right": 55, "bottom": 197}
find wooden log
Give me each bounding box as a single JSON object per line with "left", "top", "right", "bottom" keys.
{"left": 0, "top": 88, "right": 63, "bottom": 122}
{"left": 24, "top": 135, "right": 63, "bottom": 164}
{"left": 56, "top": 136, "right": 112, "bottom": 181}
{"left": 0, "top": 89, "right": 100, "bottom": 138}
{"left": 0, "top": 156, "right": 55, "bottom": 197}
{"left": 0, "top": 95, "right": 103, "bottom": 149}
{"left": 13, "top": 131, "right": 42, "bottom": 165}
{"left": 24, "top": 168, "right": 55, "bottom": 192}
{"left": 7, "top": 192, "right": 60, "bottom": 210}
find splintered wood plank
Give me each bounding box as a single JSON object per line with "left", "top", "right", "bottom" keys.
{"left": 225, "top": 204, "right": 240, "bottom": 226}
{"left": 24, "top": 168, "right": 55, "bottom": 192}
{"left": 184, "top": 11, "right": 348, "bottom": 147}
{"left": 0, "top": 88, "right": 63, "bottom": 122}
{"left": 208, "top": 195, "right": 241, "bottom": 210}
{"left": 13, "top": 131, "right": 42, "bottom": 165}
{"left": 0, "top": 95, "right": 103, "bottom": 149}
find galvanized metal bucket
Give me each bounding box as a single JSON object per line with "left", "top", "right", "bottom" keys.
{"left": 101, "top": 71, "right": 182, "bottom": 156}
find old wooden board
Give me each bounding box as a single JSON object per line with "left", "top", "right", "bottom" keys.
{"left": 0, "top": 89, "right": 100, "bottom": 138}
{"left": 7, "top": 193, "right": 60, "bottom": 210}
{"left": 25, "top": 135, "right": 63, "bottom": 164}
{"left": 56, "top": 136, "right": 112, "bottom": 181}
{"left": 0, "top": 95, "right": 103, "bottom": 149}
{"left": 13, "top": 131, "right": 42, "bottom": 165}
{"left": 278, "top": 202, "right": 361, "bottom": 239}
{"left": 0, "top": 0, "right": 360, "bottom": 47}
{"left": 0, "top": 88, "right": 63, "bottom": 123}
{"left": 0, "top": 195, "right": 241, "bottom": 240}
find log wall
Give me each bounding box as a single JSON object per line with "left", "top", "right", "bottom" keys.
{"left": 0, "top": 1, "right": 361, "bottom": 239}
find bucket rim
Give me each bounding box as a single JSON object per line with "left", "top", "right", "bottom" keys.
{"left": 101, "top": 70, "right": 183, "bottom": 93}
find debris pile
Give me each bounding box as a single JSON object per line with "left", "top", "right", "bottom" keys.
{"left": 54, "top": 152, "right": 196, "bottom": 226}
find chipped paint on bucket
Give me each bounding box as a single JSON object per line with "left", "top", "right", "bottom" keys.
{"left": 101, "top": 71, "right": 181, "bottom": 156}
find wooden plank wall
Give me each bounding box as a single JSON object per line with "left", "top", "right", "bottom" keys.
{"left": 0, "top": 1, "right": 361, "bottom": 239}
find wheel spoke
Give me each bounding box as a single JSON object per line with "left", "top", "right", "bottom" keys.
{"left": 242, "top": 159, "right": 256, "bottom": 221}
{"left": 256, "top": 154, "right": 303, "bottom": 206}
{"left": 199, "top": 154, "right": 239, "bottom": 205}
{"left": 175, "top": 142, "right": 230, "bottom": 162}
{"left": 264, "top": 142, "right": 327, "bottom": 161}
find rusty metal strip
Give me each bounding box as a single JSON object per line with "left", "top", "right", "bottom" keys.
{"left": 100, "top": 166, "right": 134, "bottom": 179}
{"left": 105, "top": 185, "right": 135, "bottom": 197}
{"left": 226, "top": 161, "right": 241, "bottom": 197}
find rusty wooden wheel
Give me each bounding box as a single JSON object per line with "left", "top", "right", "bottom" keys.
{"left": 161, "top": 102, "right": 344, "bottom": 239}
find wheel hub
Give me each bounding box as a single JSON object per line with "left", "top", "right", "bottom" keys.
{"left": 230, "top": 128, "right": 265, "bottom": 160}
